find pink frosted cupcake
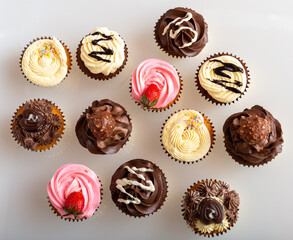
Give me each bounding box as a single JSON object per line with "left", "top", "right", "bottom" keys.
{"left": 47, "top": 164, "right": 102, "bottom": 221}
{"left": 131, "top": 59, "right": 182, "bottom": 111}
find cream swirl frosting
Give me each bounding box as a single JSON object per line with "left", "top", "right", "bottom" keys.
{"left": 47, "top": 164, "right": 101, "bottom": 219}
{"left": 162, "top": 110, "right": 211, "bottom": 162}
{"left": 80, "top": 27, "right": 125, "bottom": 75}
{"left": 199, "top": 55, "right": 247, "bottom": 103}
{"left": 22, "top": 37, "right": 68, "bottom": 87}
{"left": 131, "top": 59, "right": 180, "bottom": 109}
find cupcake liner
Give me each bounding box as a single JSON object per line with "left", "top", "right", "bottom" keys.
{"left": 76, "top": 34, "right": 128, "bottom": 80}
{"left": 181, "top": 179, "right": 238, "bottom": 237}
{"left": 48, "top": 177, "right": 103, "bottom": 222}
{"left": 154, "top": 7, "right": 208, "bottom": 58}
{"left": 11, "top": 99, "right": 65, "bottom": 152}
{"left": 20, "top": 36, "right": 72, "bottom": 87}
{"left": 195, "top": 52, "right": 250, "bottom": 105}
{"left": 111, "top": 159, "right": 168, "bottom": 218}
{"left": 76, "top": 101, "right": 132, "bottom": 154}
{"left": 129, "top": 70, "right": 183, "bottom": 112}
{"left": 160, "top": 109, "right": 215, "bottom": 164}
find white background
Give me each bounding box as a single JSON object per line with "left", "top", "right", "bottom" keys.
{"left": 0, "top": 0, "right": 292, "bottom": 239}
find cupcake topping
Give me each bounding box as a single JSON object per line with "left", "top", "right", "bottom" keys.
{"left": 18, "top": 109, "right": 45, "bottom": 132}
{"left": 198, "top": 55, "right": 247, "bottom": 103}
{"left": 140, "top": 84, "right": 162, "bottom": 110}
{"left": 198, "top": 198, "right": 224, "bottom": 225}
{"left": 80, "top": 27, "right": 125, "bottom": 75}
{"left": 162, "top": 110, "right": 211, "bottom": 162}
{"left": 22, "top": 37, "right": 68, "bottom": 87}
{"left": 62, "top": 191, "right": 85, "bottom": 219}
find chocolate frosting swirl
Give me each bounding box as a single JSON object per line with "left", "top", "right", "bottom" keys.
{"left": 223, "top": 105, "right": 283, "bottom": 165}
{"left": 110, "top": 159, "right": 168, "bottom": 217}
{"left": 75, "top": 99, "right": 132, "bottom": 154}
{"left": 155, "top": 7, "right": 208, "bottom": 57}
{"left": 12, "top": 99, "right": 62, "bottom": 151}
{"left": 198, "top": 198, "right": 224, "bottom": 225}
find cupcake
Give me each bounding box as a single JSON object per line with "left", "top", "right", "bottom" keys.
{"left": 161, "top": 110, "right": 215, "bottom": 163}
{"left": 21, "top": 37, "right": 71, "bottom": 87}
{"left": 196, "top": 53, "right": 249, "bottom": 105}
{"left": 223, "top": 105, "right": 283, "bottom": 167}
{"left": 110, "top": 159, "right": 168, "bottom": 217}
{"left": 182, "top": 179, "right": 240, "bottom": 237}
{"left": 154, "top": 7, "right": 208, "bottom": 57}
{"left": 47, "top": 163, "right": 102, "bottom": 221}
{"left": 75, "top": 99, "right": 132, "bottom": 154}
{"left": 76, "top": 27, "right": 128, "bottom": 80}
{"left": 131, "top": 59, "right": 182, "bottom": 111}
{"left": 11, "top": 99, "right": 65, "bottom": 151}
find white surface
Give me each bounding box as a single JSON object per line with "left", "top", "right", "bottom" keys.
{"left": 0, "top": 0, "right": 292, "bottom": 239}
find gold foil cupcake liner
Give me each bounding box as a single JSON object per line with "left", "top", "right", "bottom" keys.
{"left": 181, "top": 179, "right": 238, "bottom": 237}
{"left": 76, "top": 33, "right": 128, "bottom": 80}
{"left": 154, "top": 7, "right": 208, "bottom": 58}
{"left": 11, "top": 98, "right": 65, "bottom": 152}
{"left": 160, "top": 109, "right": 215, "bottom": 164}
{"left": 195, "top": 52, "right": 250, "bottom": 105}
{"left": 129, "top": 69, "right": 183, "bottom": 112}
{"left": 20, "top": 36, "right": 72, "bottom": 87}
{"left": 48, "top": 177, "right": 103, "bottom": 222}
{"left": 111, "top": 159, "right": 168, "bottom": 218}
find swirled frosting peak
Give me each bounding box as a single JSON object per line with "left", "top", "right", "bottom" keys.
{"left": 110, "top": 159, "right": 168, "bottom": 217}
{"left": 131, "top": 59, "right": 180, "bottom": 109}
{"left": 223, "top": 105, "right": 283, "bottom": 165}
{"left": 22, "top": 37, "right": 68, "bottom": 87}
{"left": 47, "top": 164, "right": 101, "bottom": 219}
{"left": 75, "top": 99, "right": 132, "bottom": 154}
{"left": 162, "top": 110, "right": 211, "bottom": 162}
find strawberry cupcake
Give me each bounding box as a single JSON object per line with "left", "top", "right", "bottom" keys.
{"left": 47, "top": 164, "right": 102, "bottom": 221}
{"left": 131, "top": 59, "right": 182, "bottom": 111}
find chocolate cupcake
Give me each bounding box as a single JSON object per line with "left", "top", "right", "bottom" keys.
{"left": 161, "top": 110, "right": 215, "bottom": 164}
{"left": 154, "top": 7, "right": 208, "bottom": 58}
{"left": 196, "top": 53, "right": 249, "bottom": 105}
{"left": 11, "top": 99, "right": 65, "bottom": 151}
{"left": 21, "top": 37, "right": 71, "bottom": 87}
{"left": 76, "top": 27, "right": 128, "bottom": 80}
{"left": 182, "top": 179, "right": 240, "bottom": 237}
{"left": 75, "top": 99, "right": 132, "bottom": 154}
{"left": 223, "top": 105, "right": 283, "bottom": 167}
{"left": 110, "top": 159, "right": 168, "bottom": 217}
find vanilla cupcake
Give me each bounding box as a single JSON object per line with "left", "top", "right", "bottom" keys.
{"left": 21, "top": 37, "right": 71, "bottom": 87}
{"left": 161, "top": 110, "right": 214, "bottom": 163}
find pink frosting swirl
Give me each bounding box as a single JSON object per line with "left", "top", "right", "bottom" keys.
{"left": 47, "top": 164, "right": 101, "bottom": 219}
{"left": 131, "top": 59, "right": 180, "bottom": 109}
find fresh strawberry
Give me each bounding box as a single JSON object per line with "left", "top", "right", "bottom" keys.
{"left": 62, "top": 191, "right": 85, "bottom": 219}
{"left": 140, "top": 84, "right": 161, "bottom": 110}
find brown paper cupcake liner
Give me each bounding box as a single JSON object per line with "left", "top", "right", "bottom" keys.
{"left": 112, "top": 159, "right": 168, "bottom": 218}
{"left": 160, "top": 109, "right": 215, "bottom": 164}
{"left": 48, "top": 177, "right": 103, "bottom": 222}
{"left": 181, "top": 179, "right": 238, "bottom": 237}
{"left": 76, "top": 33, "right": 128, "bottom": 80}
{"left": 76, "top": 102, "right": 132, "bottom": 154}
{"left": 11, "top": 99, "right": 65, "bottom": 152}
{"left": 20, "top": 36, "right": 72, "bottom": 87}
{"left": 129, "top": 70, "right": 183, "bottom": 112}
{"left": 195, "top": 52, "right": 250, "bottom": 105}
{"left": 154, "top": 7, "right": 208, "bottom": 58}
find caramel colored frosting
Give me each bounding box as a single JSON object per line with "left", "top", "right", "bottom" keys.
{"left": 183, "top": 180, "right": 240, "bottom": 235}
{"left": 12, "top": 99, "right": 62, "bottom": 151}
{"left": 110, "top": 159, "right": 167, "bottom": 217}
{"left": 223, "top": 105, "right": 283, "bottom": 166}
{"left": 155, "top": 7, "right": 208, "bottom": 57}
{"left": 75, "top": 99, "right": 132, "bottom": 154}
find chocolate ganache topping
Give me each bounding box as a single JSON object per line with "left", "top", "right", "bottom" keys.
{"left": 223, "top": 105, "right": 283, "bottom": 166}
{"left": 12, "top": 99, "right": 62, "bottom": 151}
{"left": 183, "top": 180, "right": 240, "bottom": 234}
{"left": 156, "top": 7, "right": 208, "bottom": 57}
{"left": 75, "top": 99, "right": 132, "bottom": 154}
{"left": 110, "top": 159, "right": 168, "bottom": 217}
